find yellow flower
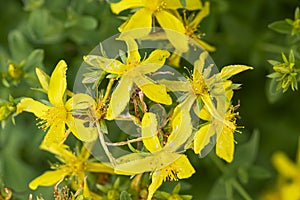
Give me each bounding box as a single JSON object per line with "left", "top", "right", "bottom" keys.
{"left": 84, "top": 37, "right": 172, "bottom": 120}
{"left": 114, "top": 112, "right": 195, "bottom": 200}
{"left": 271, "top": 137, "right": 300, "bottom": 200}
{"left": 196, "top": 101, "right": 239, "bottom": 163}
{"left": 110, "top": 0, "right": 202, "bottom": 52}
{"left": 29, "top": 144, "right": 114, "bottom": 198}
{"left": 17, "top": 60, "right": 97, "bottom": 149}
{"left": 159, "top": 52, "right": 252, "bottom": 159}
{"left": 169, "top": 2, "right": 216, "bottom": 66}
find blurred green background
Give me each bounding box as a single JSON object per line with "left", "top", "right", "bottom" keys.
{"left": 0, "top": 0, "right": 299, "bottom": 199}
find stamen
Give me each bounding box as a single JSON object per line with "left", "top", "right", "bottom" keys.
{"left": 37, "top": 106, "right": 67, "bottom": 131}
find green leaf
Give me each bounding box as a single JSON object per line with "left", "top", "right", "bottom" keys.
{"left": 22, "top": 0, "right": 45, "bottom": 11}
{"left": 237, "top": 168, "right": 248, "bottom": 184}
{"left": 208, "top": 178, "right": 227, "bottom": 200}
{"left": 248, "top": 165, "right": 272, "bottom": 180}
{"left": 23, "top": 49, "right": 44, "bottom": 70}
{"left": 181, "top": 195, "right": 193, "bottom": 200}
{"left": 8, "top": 30, "right": 33, "bottom": 62}
{"left": 295, "top": 7, "right": 300, "bottom": 20}
{"left": 234, "top": 130, "right": 259, "bottom": 167}
{"left": 268, "top": 20, "right": 292, "bottom": 34}
{"left": 120, "top": 191, "right": 132, "bottom": 200}
{"left": 267, "top": 72, "right": 281, "bottom": 79}
{"left": 267, "top": 60, "right": 280, "bottom": 66}
{"left": 27, "top": 9, "right": 64, "bottom": 43}
{"left": 154, "top": 191, "right": 170, "bottom": 199}
{"left": 172, "top": 183, "right": 181, "bottom": 194}
{"left": 266, "top": 78, "right": 283, "bottom": 103}
{"left": 77, "top": 16, "right": 98, "bottom": 30}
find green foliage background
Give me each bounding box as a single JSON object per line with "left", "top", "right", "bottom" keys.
{"left": 0, "top": 0, "right": 299, "bottom": 199}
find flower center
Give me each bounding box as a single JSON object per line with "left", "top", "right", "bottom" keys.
{"left": 66, "top": 158, "right": 86, "bottom": 174}
{"left": 95, "top": 101, "right": 107, "bottom": 119}
{"left": 146, "top": 0, "right": 167, "bottom": 13}
{"left": 126, "top": 59, "right": 140, "bottom": 72}
{"left": 38, "top": 106, "right": 67, "bottom": 131}
{"left": 225, "top": 106, "right": 239, "bottom": 132}
{"left": 161, "top": 165, "right": 179, "bottom": 182}
{"left": 191, "top": 77, "right": 207, "bottom": 96}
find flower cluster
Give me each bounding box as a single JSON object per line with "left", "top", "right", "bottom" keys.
{"left": 14, "top": 0, "right": 253, "bottom": 199}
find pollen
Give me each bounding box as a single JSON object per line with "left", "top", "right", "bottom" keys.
{"left": 146, "top": 0, "right": 167, "bottom": 13}
{"left": 161, "top": 165, "right": 179, "bottom": 182}
{"left": 95, "top": 101, "right": 107, "bottom": 119}
{"left": 38, "top": 106, "right": 67, "bottom": 131}
{"left": 191, "top": 76, "right": 207, "bottom": 96}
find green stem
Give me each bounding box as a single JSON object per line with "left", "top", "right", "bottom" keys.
{"left": 231, "top": 179, "right": 252, "bottom": 200}
{"left": 95, "top": 119, "right": 116, "bottom": 166}
{"left": 209, "top": 153, "right": 226, "bottom": 173}
{"left": 102, "top": 78, "right": 115, "bottom": 103}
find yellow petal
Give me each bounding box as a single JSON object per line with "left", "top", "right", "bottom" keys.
{"left": 216, "top": 128, "right": 234, "bottom": 163}
{"left": 138, "top": 49, "right": 170, "bottom": 74}
{"left": 193, "top": 51, "right": 208, "bottom": 80}
{"left": 158, "top": 79, "right": 191, "bottom": 92}
{"left": 155, "top": 11, "right": 188, "bottom": 52}
{"left": 164, "top": 0, "right": 182, "bottom": 9}
{"left": 90, "top": 192, "right": 103, "bottom": 200}
{"left": 86, "top": 162, "right": 114, "bottom": 174}
{"left": 114, "top": 152, "right": 155, "bottom": 175}
{"left": 148, "top": 171, "right": 164, "bottom": 200}
{"left": 117, "top": 36, "right": 141, "bottom": 64}
{"left": 223, "top": 80, "right": 234, "bottom": 101}
{"left": 35, "top": 67, "right": 50, "bottom": 92}
{"left": 83, "top": 180, "right": 91, "bottom": 198}
{"left": 188, "top": 1, "right": 210, "bottom": 30}
{"left": 48, "top": 60, "right": 67, "bottom": 107}
{"left": 197, "top": 105, "right": 211, "bottom": 121}
{"left": 42, "top": 143, "right": 75, "bottom": 161}
{"left": 185, "top": 0, "right": 203, "bottom": 10}
{"left": 119, "top": 8, "right": 152, "bottom": 38}
{"left": 106, "top": 75, "right": 133, "bottom": 120}
{"left": 29, "top": 169, "right": 68, "bottom": 190}
{"left": 272, "top": 152, "right": 298, "bottom": 178}
{"left": 40, "top": 121, "right": 66, "bottom": 148}
{"left": 280, "top": 182, "right": 300, "bottom": 200}
{"left": 194, "top": 124, "right": 215, "bottom": 154}
{"left": 65, "top": 93, "right": 95, "bottom": 111}
{"left": 16, "top": 98, "right": 50, "bottom": 118}
{"left": 220, "top": 65, "right": 253, "bottom": 80}
{"left": 201, "top": 93, "right": 226, "bottom": 126}
{"left": 174, "top": 155, "right": 195, "bottom": 179}
{"left": 69, "top": 118, "right": 98, "bottom": 142}
{"left": 192, "top": 36, "right": 216, "bottom": 52}
{"left": 84, "top": 55, "right": 126, "bottom": 75}
{"left": 142, "top": 112, "right": 162, "bottom": 152}
{"left": 110, "top": 0, "right": 143, "bottom": 14}
{"left": 114, "top": 151, "right": 180, "bottom": 175}
{"left": 168, "top": 52, "right": 182, "bottom": 67}
{"left": 166, "top": 95, "right": 194, "bottom": 151}
{"left": 134, "top": 75, "right": 172, "bottom": 105}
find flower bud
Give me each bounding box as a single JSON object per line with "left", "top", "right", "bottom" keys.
{"left": 8, "top": 64, "right": 24, "bottom": 80}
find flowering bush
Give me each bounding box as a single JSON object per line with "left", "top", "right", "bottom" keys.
{"left": 0, "top": 0, "right": 299, "bottom": 200}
